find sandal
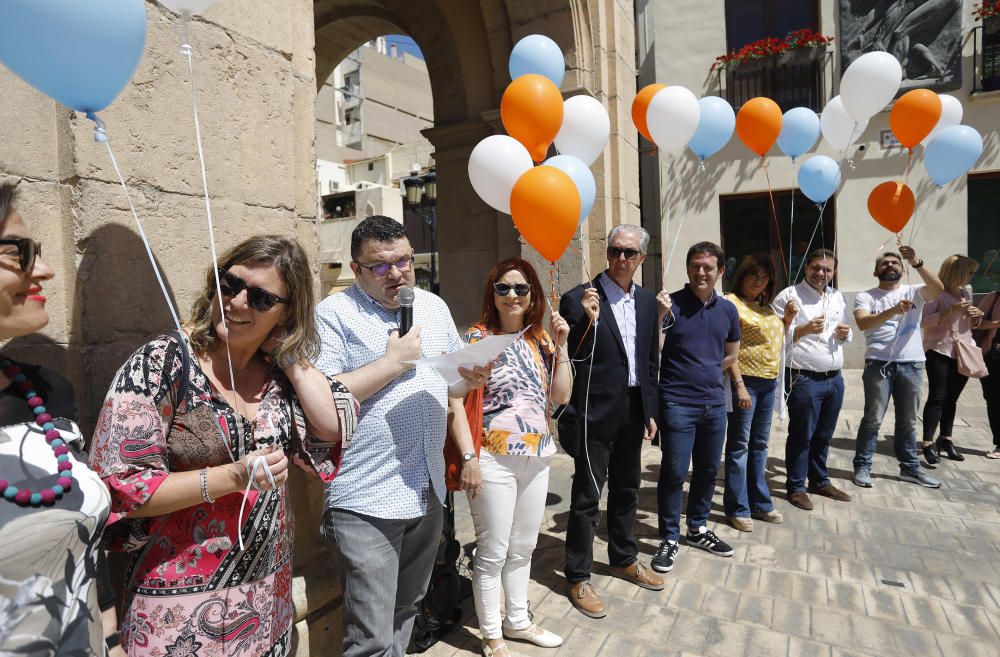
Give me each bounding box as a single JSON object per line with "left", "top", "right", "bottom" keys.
{"left": 986, "top": 449, "right": 1000, "bottom": 459}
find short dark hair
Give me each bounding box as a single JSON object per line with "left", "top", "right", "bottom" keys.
{"left": 350, "top": 215, "right": 408, "bottom": 259}
{"left": 686, "top": 241, "right": 725, "bottom": 267}
{"left": 0, "top": 182, "right": 17, "bottom": 232}
{"left": 806, "top": 248, "right": 838, "bottom": 268}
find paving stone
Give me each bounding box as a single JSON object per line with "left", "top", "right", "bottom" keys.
{"left": 861, "top": 585, "right": 906, "bottom": 622}
{"left": 735, "top": 592, "right": 773, "bottom": 628}
{"left": 771, "top": 598, "right": 810, "bottom": 637}
{"left": 788, "top": 636, "right": 832, "bottom": 657}
{"left": 806, "top": 553, "right": 841, "bottom": 579}
{"left": 826, "top": 581, "right": 867, "bottom": 614}
{"left": 702, "top": 618, "right": 752, "bottom": 657}
{"left": 935, "top": 633, "right": 1000, "bottom": 657}
{"left": 890, "top": 626, "right": 942, "bottom": 657}
{"left": 937, "top": 599, "right": 999, "bottom": 642}
{"left": 745, "top": 627, "right": 789, "bottom": 657}
{"left": 898, "top": 594, "right": 952, "bottom": 633}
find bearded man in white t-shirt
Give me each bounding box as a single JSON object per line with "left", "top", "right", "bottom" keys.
{"left": 852, "top": 246, "right": 944, "bottom": 489}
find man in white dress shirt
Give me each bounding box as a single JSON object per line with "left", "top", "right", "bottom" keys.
{"left": 771, "top": 249, "right": 854, "bottom": 511}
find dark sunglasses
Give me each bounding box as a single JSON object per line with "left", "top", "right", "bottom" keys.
{"left": 493, "top": 282, "right": 531, "bottom": 297}
{"left": 0, "top": 238, "right": 41, "bottom": 272}
{"left": 607, "top": 247, "right": 641, "bottom": 261}
{"left": 353, "top": 256, "right": 414, "bottom": 278}
{"left": 218, "top": 268, "right": 289, "bottom": 312}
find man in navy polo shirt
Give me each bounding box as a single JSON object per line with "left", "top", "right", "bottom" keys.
{"left": 652, "top": 241, "right": 741, "bottom": 573}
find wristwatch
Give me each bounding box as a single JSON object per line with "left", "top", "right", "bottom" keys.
{"left": 912, "top": 259, "right": 924, "bottom": 269}
{"left": 462, "top": 452, "right": 477, "bottom": 462}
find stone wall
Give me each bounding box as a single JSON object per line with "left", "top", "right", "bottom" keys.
{"left": 0, "top": 1, "right": 329, "bottom": 655}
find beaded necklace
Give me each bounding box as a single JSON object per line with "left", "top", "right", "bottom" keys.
{"left": 0, "top": 357, "right": 74, "bottom": 506}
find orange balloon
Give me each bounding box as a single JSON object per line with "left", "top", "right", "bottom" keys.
{"left": 890, "top": 89, "right": 942, "bottom": 149}
{"left": 509, "top": 166, "right": 581, "bottom": 262}
{"left": 735, "top": 97, "right": 783, "bottom": 157}
{"left": 632, "top": 83, "right": 666, "bottom": 143}
{"left": 501, "top": 74, "right": 564, "bottom": 163}
{"left": 868, "top": 181, "right": 915, "bottom": 233}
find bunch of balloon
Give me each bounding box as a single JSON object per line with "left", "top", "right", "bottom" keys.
{"left": 468, "top": 35, "right": 610, "bottom": 264}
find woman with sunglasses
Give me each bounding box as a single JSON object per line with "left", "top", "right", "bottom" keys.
{"left": 0, "top": 182, "right": 117, "bottom": 655}
{"left": 723, "top": 255, "right": 796, "bottom": 532}
{"left": 90, "top": 235, "right": 357, "bottom": 657}
{"left": 464, "top": 258, "right": 593, "bottom": 657}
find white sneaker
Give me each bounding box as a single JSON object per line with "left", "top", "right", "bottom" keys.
{"left": 502, "top": 624, "right": 564, "bottom": 648}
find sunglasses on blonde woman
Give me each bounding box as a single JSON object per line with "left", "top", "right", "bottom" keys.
{"left": 218, "top": 268, "right": 289, "bottom": 312}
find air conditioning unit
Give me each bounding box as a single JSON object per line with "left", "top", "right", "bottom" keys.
{"left": 327, "top": 181, "right": 340, "bottom": 193}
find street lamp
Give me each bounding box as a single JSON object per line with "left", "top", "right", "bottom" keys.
{"left": 403, "top": 170, "right": 438, "bottom": 293}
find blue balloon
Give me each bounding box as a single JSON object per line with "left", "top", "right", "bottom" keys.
{"left": 797, "top": 155, "right": 842, "bottom": 203}
{"left": 687, "top": 96, "right": 735, "bottom": 160}
{"left": 777, "top": 107, "right": 821, "bottom": 160}
{"left": 544, "top": 155, "right": 595, "bottom": 226}
{"left": 924, "top": 125, "right": 984, "bottom": 187}
{"left": 0, "top": 0, "right": 147, "bottom": 113}
{"left": 509, "top": 34, "right": 565, "bottom": 87}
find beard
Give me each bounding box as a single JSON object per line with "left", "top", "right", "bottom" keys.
{"left": 877, "top": 270, "right": 902, "bottom": 282}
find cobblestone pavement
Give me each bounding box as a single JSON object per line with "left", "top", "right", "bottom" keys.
{"left": 424, "top": 370, "right": 1000, "bottom": 657}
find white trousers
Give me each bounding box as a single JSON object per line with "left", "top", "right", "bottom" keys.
{"left": 467, "top": 449, "right": 551, "bottom": 639}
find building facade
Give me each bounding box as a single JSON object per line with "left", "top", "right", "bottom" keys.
{"left": 637, "top": 0, "right": 1000, "bottom": 366}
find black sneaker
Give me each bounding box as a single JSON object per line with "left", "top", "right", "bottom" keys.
{"left": 651, "top": 540, "right": 679, "bottom": 573}
{"left": 685, "top": 526, "right": 734, "bottom": 557}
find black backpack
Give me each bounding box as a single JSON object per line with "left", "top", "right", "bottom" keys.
{"left": 407, "top": 492, "right": 465, "bottom": 653}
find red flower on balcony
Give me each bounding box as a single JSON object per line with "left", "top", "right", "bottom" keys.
{"left": 973, "top": 1, "right": 1000, "bottom": 21}
{"left": 710, "top": 29, "right": 834, "bottom": 72}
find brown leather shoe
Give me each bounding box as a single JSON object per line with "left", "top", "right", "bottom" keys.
{"left": 609, "top": 561, "right": 665, "bottom": 591}
{"left": 807, "top": 483, "right": 852, "bottom": 502}
{"left": 788, "top": 491, "right": 814, "bottom": 510}
{"left": 566, "top": 580, "right": 607, "bottom": 618}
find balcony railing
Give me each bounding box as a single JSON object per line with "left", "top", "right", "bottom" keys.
{"left": 973, "top": 19, "right": 1000, "bottom": 93}
{"left": 717, "top": 48, "right": 828, "bottom": 112}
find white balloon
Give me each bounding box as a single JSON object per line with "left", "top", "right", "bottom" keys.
{"left": 468, "top": 135, "right": 533, "bottom": 214}
{"left": 920, "top": 94, "right": 963, "bottom": 147}
{"left": 160, "top": 0, "right": 219, "bottom": 15}
{"left": 646, "top": 86, "right": 700, "bottom": 154}
{"left": 840, "top": 51, "right": 902, "bottom": 122}
{"left": 554, "top": 95, "right": 610, "bottom": 166}
{"left": 820, "top": 95, "right": 868, "bottom": 153}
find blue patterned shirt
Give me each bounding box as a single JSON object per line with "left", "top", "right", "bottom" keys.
{"left": 314, "top": 284, "right": 462, "bottom": 519}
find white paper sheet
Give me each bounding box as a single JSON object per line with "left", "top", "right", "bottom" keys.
{"left": 406, "top": 329, "right": 525, "bottom": 386}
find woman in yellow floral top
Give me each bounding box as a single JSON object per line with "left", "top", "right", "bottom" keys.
{"left": 724, "top": 255, "right": 796, "bottom": 532}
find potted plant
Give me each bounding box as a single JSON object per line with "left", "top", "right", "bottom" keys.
{"left": 777, "top": 29, "right": 834, "bottom": 66}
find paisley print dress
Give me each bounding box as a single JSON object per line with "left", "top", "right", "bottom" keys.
{"left": 89, "top": 335, "right": 356, "bottom": 657}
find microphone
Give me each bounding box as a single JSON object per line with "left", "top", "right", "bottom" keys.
{"left": 398, "top": 287, "right": 415, "bottom": 336}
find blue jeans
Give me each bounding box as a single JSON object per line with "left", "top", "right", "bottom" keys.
{"left": 785, "top": 370, "right": 845, "bottom": 493}
{"left": 657, "top": 399, "right": 727, "bottom": 542}
{"left": 724, "top": 376, "right": 776, "bottom": 517}
{"left": 853, "top": 360, "right": 923, "bottom": 473}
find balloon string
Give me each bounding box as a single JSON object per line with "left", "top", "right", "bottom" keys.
{"left": 903, "top": 148, "right": 913, "bottom": 185}
{"left": 789, "top": 161, "right": 797, "bottom": 285}
{"left": 761, "top": 159, "right": 789, "bottom": 280}
{"left": 178, "top": 15, "right": 239, "bottom": 407}
{"left": 658, "top": 153, "right": 668, "bottom": 284}
{"left": 793, "top": 200, "right": 828, "bottom": 284}
{"left": 87, "top": 113, "right": 184, "bottom": 339}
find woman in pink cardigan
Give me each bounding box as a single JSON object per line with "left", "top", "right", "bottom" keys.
{"left": 920, "top": 256, "right": 984, "bottom": 463}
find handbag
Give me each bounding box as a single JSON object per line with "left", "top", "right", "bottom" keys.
{"left": 956, "top": 338, "right": 989, "bottom": 378}
{"left": 952, "top": 298, "right": 988, "bottom": 378}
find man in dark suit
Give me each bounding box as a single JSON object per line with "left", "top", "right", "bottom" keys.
{"left": 558, "top": 224, "right": 667, "bottom": 619}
